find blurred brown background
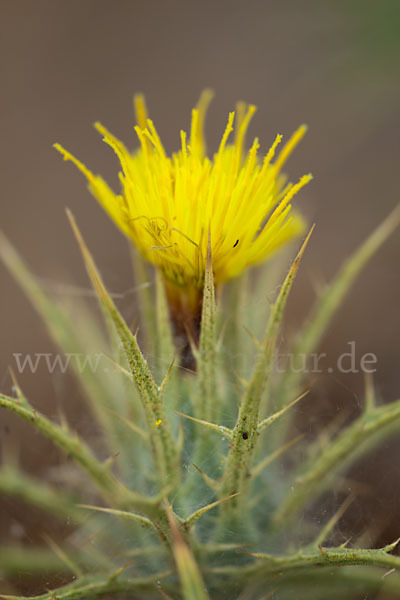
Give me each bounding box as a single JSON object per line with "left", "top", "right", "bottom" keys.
{"left": 0, "top": 0, "right": 399, "bottom": 594}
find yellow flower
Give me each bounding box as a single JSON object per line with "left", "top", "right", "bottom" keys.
{"left": 55, "top": 91, "right": 311, "bottom": 315}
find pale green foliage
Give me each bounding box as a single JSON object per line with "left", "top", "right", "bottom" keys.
{"left": 0, "top": 206, "right": 400, "bottom": 599}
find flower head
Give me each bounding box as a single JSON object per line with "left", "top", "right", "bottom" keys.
{"left": 55, "top": 91, "right": 311, "bottom": 314}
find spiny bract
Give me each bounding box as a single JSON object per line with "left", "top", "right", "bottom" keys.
{"left": 0, "top": 94, "right": 400, "bottom": 600}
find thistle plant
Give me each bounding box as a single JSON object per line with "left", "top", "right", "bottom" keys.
{"left": 1, "top": 92, "right": 400, "bottom": 600}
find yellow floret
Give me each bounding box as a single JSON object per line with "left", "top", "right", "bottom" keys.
{"left": 55, "top": 91, "right": 311, "bottom": 308}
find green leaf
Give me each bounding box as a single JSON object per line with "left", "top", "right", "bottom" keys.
{"left": 176, "top": 410, "right": 232, "bottom": 439}
{"left": 220, "top": 227, "right": 314, "bottom": 504}
{"left": 0, "top": 393, "right": 148, "bottom": 513}
{"left": 195, "top": 239, "right": 219, "bottom": 423}
{"left": 0, "top": 571, "right": 172, "bottom": 600}
{"left": 155, "top": 270, "right": 179, "bottom": 413}
{"left": 0, "top": 466, "right": 82, "bottom": 522}
{"left": 130, "top": 245, "right": 158, "bottom": 353}
{"left": 257, "top": 390, "right": 309, "bottom": 433}
{"left": 155, "top": 270, "right": 176, "bottom": 375}
{"left": 278, "top": 204, "right": 400, "bottom": 407}
{"left": 0, "top": 546, "right": 96, "bottom": 578}
{"left": 274, "top": 398, "right": 400, "bottom": 523}
{"left": 77, "top": 504, "right": 163, "bottom": 539}
{"left": 182, "top": 493, "right": 239, "bottom": 531}
{"left": 0, "top": 232, "right": 129, "bottom": 453}
{"left": 167, "top": 508, "right": 211, "bottom": 600}
{"left": 211, "top": 541, "right": 400, "bottom": 579}
{"left": 66, "top": 210, "right": 179, "bottom": 488}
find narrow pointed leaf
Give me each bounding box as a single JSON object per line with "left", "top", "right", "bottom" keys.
{"left": 167, "top": 508, "right": 211, "bottom": 600}
{"left": 0, "top": 546, "right": 95, "bottom": 578}
{"left": 43, "top": 534, "right": 83, "bottom": 577}
{"left": 66, "top": 210, "right": 178, "bottom": 486}
{"left": 257, "top": 390, "right": 309, "bottom": 433}
{"left": 0, "top": 232, "right": 125, "bottom": 450}
{"left": 78, "top": 504, "right": 160, "bottom": 536}
{"left": 182, "top": 493, "right": 239, "bottom": 530}
{"left": 310, "top": 494, "right": 354, "bottom": 548}
{"left": 192, "top": 464, "right": 218, "bottom": 491}
{"left": 130, "top": 245, "right": 158, "bottom": 351}
{"left": 210, "top": 543, "right": 400, "bottom": 583}
{"left": 0, "top": 467, "right": 82, "bottom": 521}
{"left": 278, "top": 205, "right": 400, "bottom": 407}
{"left": 155, "top": 270, "right": 176, "bottom": 384}
{"left": 196, "top": 239, "right": 219, "bottom": 422}
{"left": 0, "top": 393, "right": 147, "bottom": 512}
{"left": 220, "top": 227, "right": 314, "bottom": 502}
{"left": 274, "top": 398, "right": 400, "bottom": 523}
{"left": 176, "top": 411, "right": 232, "bottom": 439}
{"left": 0, "top": 571, "right": 172, "bottom": 600}
{"left": 252, "top": 434, "right": 304, "bottom": 478}
{"left": 105, "top": 407, "right": 149, "bottom": 442}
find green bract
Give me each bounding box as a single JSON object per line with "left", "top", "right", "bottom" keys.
{"left": 0, "top": 205, "right": 400, "bottom": 600}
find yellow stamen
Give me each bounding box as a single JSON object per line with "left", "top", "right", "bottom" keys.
{"left": 234, "top": 104, "right": 257, "bottom": 162}
{"left": 193, "top": 89, "right": 214, "bottom": 156}
{"left": 55, "top": 92, "right": 310, "bottom": 310}
{"left": 274, "top": 124, "right": 307, "bottom": 171}
{"left": 261, "top": 133, "right": 283, "bottom": 174}
{"left": 133, "top": 93, "right": 148, "bottom": 130}
{"left": 216, "top": 112, "right": 235, "bottom": 160}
